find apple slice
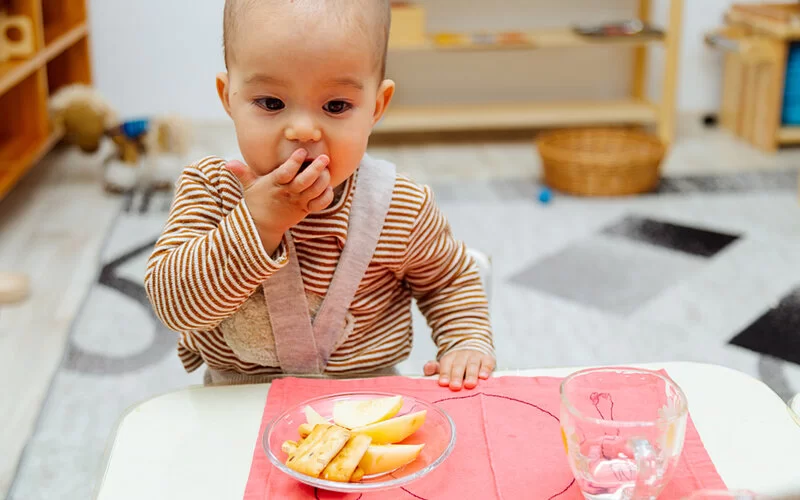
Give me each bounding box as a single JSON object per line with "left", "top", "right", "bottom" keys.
{"left": 333, "top": 395, "right": 404, "bottom": 429}
{"left": 351, "top": 410, "right": 426, "bottom": 444}
{"left": 358, "top": 444, "right": 425, "bottom": 475}
{"left": 304, "top": 405, "right": 328, "bottom": 426}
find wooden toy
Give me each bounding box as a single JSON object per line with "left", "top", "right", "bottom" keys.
{"left": 388, "top": 2, "right": 425, "bottom": 48}
{"left": 497, "top": 31, "right": 528, "bottom": 45}
{"left": 0, "top": 11, "right": 34, "bottom": 62}
{"left": 573, "top": 20, "right": 664, "bottom": 38}
{"left": 433, "top": 32, "right": 468, "bottom": 47}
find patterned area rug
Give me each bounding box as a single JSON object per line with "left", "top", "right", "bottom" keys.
{"left": 9, "top": 168, "right": 800, "bottom": 499}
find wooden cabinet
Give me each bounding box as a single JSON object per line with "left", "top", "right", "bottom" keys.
{"left": 709, "top": 3, "right": 800, "bottom": 152}
{"left": 0, "top": 0, "right": 91, "bottom": 201}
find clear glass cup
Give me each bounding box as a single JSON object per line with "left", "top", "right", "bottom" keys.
{"left": 560, "top": 367, "right": 689, "bottom": 500}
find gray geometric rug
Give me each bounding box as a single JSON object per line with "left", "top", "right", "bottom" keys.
{"left": 9, "top": 168, "right": 800, "bottom": 499}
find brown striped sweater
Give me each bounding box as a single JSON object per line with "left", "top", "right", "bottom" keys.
{"left": 144, "top": 156, "right": 493, "bottom": 375}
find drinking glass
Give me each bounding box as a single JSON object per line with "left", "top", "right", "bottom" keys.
{"left": 560, "top": 367, "right": 689, "bottom": 500}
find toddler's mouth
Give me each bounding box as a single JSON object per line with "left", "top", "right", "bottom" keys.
{"left": 299, "top": 159, "right": 315, "bottom": 173}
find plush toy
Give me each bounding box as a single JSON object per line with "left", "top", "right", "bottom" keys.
{"left": 49, "top": 84, "right": 191, "bottom": 193}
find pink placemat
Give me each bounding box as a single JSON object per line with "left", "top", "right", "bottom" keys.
{"left": 243, "top": 375, "right": 726, "bottom": 499}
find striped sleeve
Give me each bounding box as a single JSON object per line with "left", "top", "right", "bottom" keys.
{"left": 402, "top": 185, "right": 495, "bottom": 359}
{"left": 144, "top": 157, "right": 287, "bottom": 332}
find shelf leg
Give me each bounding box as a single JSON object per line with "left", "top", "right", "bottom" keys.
{"left": 758, "top": 39, "right": 787, "bottom": 153}
{"left": 631, "top": 0, "right": 651, "bottom": 100}
{"left": 658, "top": 0, "right": 683, "bottom": 146}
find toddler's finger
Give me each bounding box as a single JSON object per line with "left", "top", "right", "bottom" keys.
{"left": 225, "top": 160, "right": 260, "bottom": 190}
{"left": 423, "top": 361, "right": 439, "bottom": 377}
{"left": 448, "top": 351, "right": 469, "bottom": 391}
{"left": 306, "top": 187, "right": 334, "bottom": 213}
{"left": 437, "top": 355, "right": 454, "bottom": 387}
{"left": 463, "top": 357, "right": 481, "bottom": 390}
{"left": 289, "top": 155, "right": 329, "bottom": 193}
{"left": 272, "top": 149, "right": 308, "bottom": 185}
{"left": 301, "top": 167, "right": 331, "bottom": 201}
{"left": 479, "top": 356, "right": 496, "bottom": 380}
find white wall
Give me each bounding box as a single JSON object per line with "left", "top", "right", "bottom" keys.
{"left": 89, "top": 0, "right": 228, "bottom": 121}
{"left": 87, "top": 0, "right": 785, "bottom": 122}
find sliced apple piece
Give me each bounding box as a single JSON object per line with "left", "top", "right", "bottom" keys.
{"left": 350, "top": 467, "right": 365, "bottom": 483}
{"left": 358, "top": 444, "right": 425, "bottom": 475}
{"left": 351, "top": 410, "right": 426, "bottom": 444}
{"left": 333, "top": 395, "right": 404, "bottom": 429}
{"left": 304, "top": 405, "right": 328, "bottom": 426}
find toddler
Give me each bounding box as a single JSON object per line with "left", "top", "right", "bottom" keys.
{"left": 145, "top": 0, "right": 494, "bottom": 391}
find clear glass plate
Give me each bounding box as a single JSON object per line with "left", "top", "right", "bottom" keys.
{"left": 262, "top": 391, "right": 456, "bottom": 493}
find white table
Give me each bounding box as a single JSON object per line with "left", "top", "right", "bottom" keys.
{"left": 93, "top": 363, "right": 800, "bottom": 499}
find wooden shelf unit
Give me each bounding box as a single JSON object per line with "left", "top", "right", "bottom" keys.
{"left": 0, "top": 0, "right": 91, "bottom": 202}
{"left": 377, "top": 99, "right": 659, "bottom": 134}
{"left": 389, "top": 27, "right": 665, "bottom": 53}
{"left": 42, "top": 0, "right": 87, "bottom": 46}
{"left": 709, "top": 3, "right": 800, "bottom": 152}
{"left": 726, "top": 4, "right": 800, "bottom": 40}
{"left": 376, "top": 0, "right": 683, "bottom": 145}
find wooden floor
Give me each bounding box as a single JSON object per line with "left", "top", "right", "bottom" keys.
{"left": 1, "top": 117, "right": 800, "bottom": 496}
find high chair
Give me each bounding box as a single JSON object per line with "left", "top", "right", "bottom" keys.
{"left": 789, "top": 393, "right": 800, "bottom": 426}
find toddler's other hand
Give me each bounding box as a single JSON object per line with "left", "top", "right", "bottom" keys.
{"left": 423, "top": 349, "right": 495, "bottom": 391}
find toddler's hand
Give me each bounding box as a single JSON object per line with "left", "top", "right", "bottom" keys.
{"left": 423, "top": 349, "right": 495, "bottom": 391}
{"left": 226, "top": 149, "right": 333, "bottom": 254}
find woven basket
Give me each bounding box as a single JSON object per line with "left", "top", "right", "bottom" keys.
{"left": 536, "top": 128, "right": 666, "bottom": 196}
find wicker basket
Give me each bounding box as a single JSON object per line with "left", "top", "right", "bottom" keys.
{"left": 536, "top": 128, "right": 666, "bottom": 196}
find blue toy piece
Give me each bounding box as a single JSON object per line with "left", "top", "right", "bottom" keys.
{"left": 108, "top": 119, "right": 151, "bottom": 140}
{"left": 538, "top": 187, "right": 553, "bottom": 204}
{"left": 121, "top": 119, "right": 151, "bottom": 139}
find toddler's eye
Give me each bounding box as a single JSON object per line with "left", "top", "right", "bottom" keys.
{"left": 256, "top": 97, "right": 285, "bottom": 111}
{"left": 323, "top": 100, "right": 351, "bottom": 114}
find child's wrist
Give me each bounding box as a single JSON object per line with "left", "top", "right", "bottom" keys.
{"left": 242, "top": 202, "right": 286, "bottom": 256}
{"left": 254, "top": 224, "right": 286, "bottom": 257}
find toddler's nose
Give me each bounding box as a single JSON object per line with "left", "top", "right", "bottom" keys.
{"left": 285, "top": 115, "right": 322, "bottom": 143}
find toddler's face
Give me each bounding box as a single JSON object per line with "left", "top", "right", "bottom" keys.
{"left": 217, "top": 4, "right": 394, "bottom": 189}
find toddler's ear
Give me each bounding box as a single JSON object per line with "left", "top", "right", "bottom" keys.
{"left": 216, "top": 72, "right": 233, "bottom": 118}
{"left": 372, "top": 79, "right": 395, "bottom": 127}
